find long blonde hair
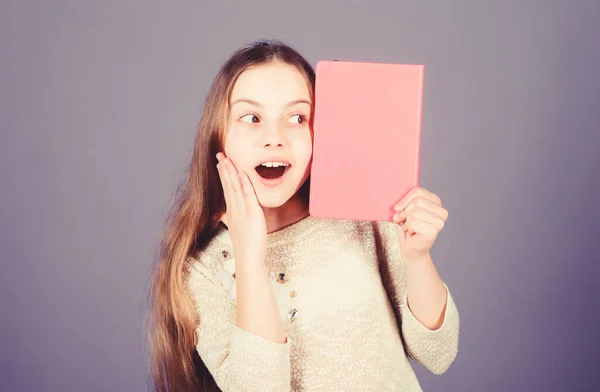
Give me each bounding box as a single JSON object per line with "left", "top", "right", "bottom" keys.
{"left": 146, "top": 39, "right": 315, "bottom": 392}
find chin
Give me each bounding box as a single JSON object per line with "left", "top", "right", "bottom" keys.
{"left": 249, "top": 169, "right": 306, "bottom": 209}
{"left": 255, "top": 192, "right": 293, "bottom": 209}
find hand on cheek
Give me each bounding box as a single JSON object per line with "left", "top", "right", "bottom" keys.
{"left": 216, "top": 152, "right": 267, "bottom": 263}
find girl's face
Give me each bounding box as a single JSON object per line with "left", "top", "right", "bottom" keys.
{"left": 223, "top": 62, "right": 313, "bottom": 208}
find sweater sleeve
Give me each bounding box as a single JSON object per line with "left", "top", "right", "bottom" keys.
{"left": 186, "top": 259, "right": 291, "bottom": 391}
{"left": 372, "top": 221, "right": 460, "bottom": 375}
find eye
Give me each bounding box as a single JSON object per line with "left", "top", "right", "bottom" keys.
{"left": 240, "top": 113, "right": 260, "bottom": 124}
{"left": 287, "top": 114, "right": 307, "bottom": 124}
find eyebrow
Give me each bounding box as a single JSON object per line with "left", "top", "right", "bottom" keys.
{"left": 229, "top": 98, "right": 312, "bottom": 108}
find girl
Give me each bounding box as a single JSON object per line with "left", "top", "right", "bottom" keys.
{"left": 148, "top": 39, "right": 459, "bottom": 392}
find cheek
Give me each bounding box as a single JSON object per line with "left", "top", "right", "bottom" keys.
{"left": 292, "top": 134, "right": 313, "bottom": 168}
{"left": 300, "top": 133, "right": 314, "bottom": 161}
{"left": 223, "top": 133, "right": 249, "bottom": 168}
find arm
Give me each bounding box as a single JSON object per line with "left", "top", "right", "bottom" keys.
{"left": 404, "top": 252, "right": 449, "bottom": 330}
{"left": 236, "top": 255, "right": 287, "bottom": 344}
{"left": 187, "top": 260, "right": 291, "bottom": 392}
{"left": 191, "top": 153, "right": 290, "bottom": 390}
{"left": 373, "top": 221, "right": 459, "bottom": 375}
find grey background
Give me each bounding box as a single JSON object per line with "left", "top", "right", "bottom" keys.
{"left": 2, "top": 1, "right": 599, "bottom": 391}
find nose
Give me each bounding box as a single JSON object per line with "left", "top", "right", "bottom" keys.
{"left": 261, "top": 123, "right": 286, "bottom": 148}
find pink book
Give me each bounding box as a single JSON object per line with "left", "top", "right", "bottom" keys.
{"left": 309, "top": 60, "right": 424, "bottom": 222}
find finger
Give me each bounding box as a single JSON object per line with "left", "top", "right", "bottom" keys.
{"left": 411, "top": 197, "right": 447, "bottom": 220}
{"left": 239, "top": 171, "right": 260, "bottom": 206}
{"left": 216, "top": 153, "right": 237, "bottom": 202}
{"left": 216, "top": 152, "right": 227, "bottom": 168}
{"left": 406, "top": 208, "right": 445, "bottom": 230}
{"left": 418, "top": 187, "right": 442, "bottom": 205}
{"left": 394, "top": 207, "right": 441, "bottom": 225}
{"left": 394, "top": 188, "right": 423, "bottom": 212}
{"left": 217, "top": 162, "right": 233, "bottom": 207}
{"left": 222, "top": 157, "right": 243, "bottom": 197}
{"left": 394, "top": 187, "right": 442, "bottom": 212}
{"left": 395, "top": 198, "right": 448, "bottom": 221}
{"left": 401, "top": 218, "right": 437, "bottom": 237}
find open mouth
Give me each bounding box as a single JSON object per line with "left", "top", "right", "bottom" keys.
{"left": 255, "top": 161, "right": 291, "bottom": 180}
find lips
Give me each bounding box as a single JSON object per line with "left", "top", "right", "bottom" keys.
{"left": 255, "top": 161, "right": 291, "bottom": 180}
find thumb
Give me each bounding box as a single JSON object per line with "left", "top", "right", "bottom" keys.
{"left": 396, "top": 224, "right": 408, "bottom": 243}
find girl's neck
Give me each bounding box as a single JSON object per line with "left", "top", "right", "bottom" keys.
{"left": 263, "top": 193, "right": 309, "bottom": 234}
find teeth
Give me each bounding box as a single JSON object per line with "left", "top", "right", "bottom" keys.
{"left": 260, "top": 162, "right": 289, "bottom": 168}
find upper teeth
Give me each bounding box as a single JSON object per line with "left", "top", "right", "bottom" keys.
{"left": 260, "top": 162, "right": 289, "bottom": 168}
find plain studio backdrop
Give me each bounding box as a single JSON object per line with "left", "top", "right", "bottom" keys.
{"left": 1, "top": 1, "right": 599, "bottom": 391}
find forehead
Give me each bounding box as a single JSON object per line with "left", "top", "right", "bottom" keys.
{"left": 230, "top": 62, "right": 311, "bottom": 106}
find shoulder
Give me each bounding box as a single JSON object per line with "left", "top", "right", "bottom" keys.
{"left": 307, "top": 216, "right": 377, "bottom": 239}
{"left": 185, "top": 228, "right": 236, "bottom": 300}
{"left": 303, "top": 217, "right": 398, "bottom": 245}
{"left": 342, "top": 219, "right": 399, "bottom": 244}
{"left": 371, "top": 220, "right": 400, "bottom": 243}
{"left": 187, "top": 227, "right": 233, "bottom": 270}
{"left": 319, "top": 219, "right": 402, "bottom": 268}
{"left": 355, "top": 220, "right": 402, "bottom": 261}
{"left": 309, "top": 218, "right": 401, "bottom": 258}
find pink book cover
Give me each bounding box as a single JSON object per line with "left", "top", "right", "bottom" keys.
{"left": 309, "top": 60, "right": 424, "bottom": 222}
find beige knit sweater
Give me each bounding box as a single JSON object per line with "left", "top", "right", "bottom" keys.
{"left": 186, "top": 215, "right": 459, "bottom": 391}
